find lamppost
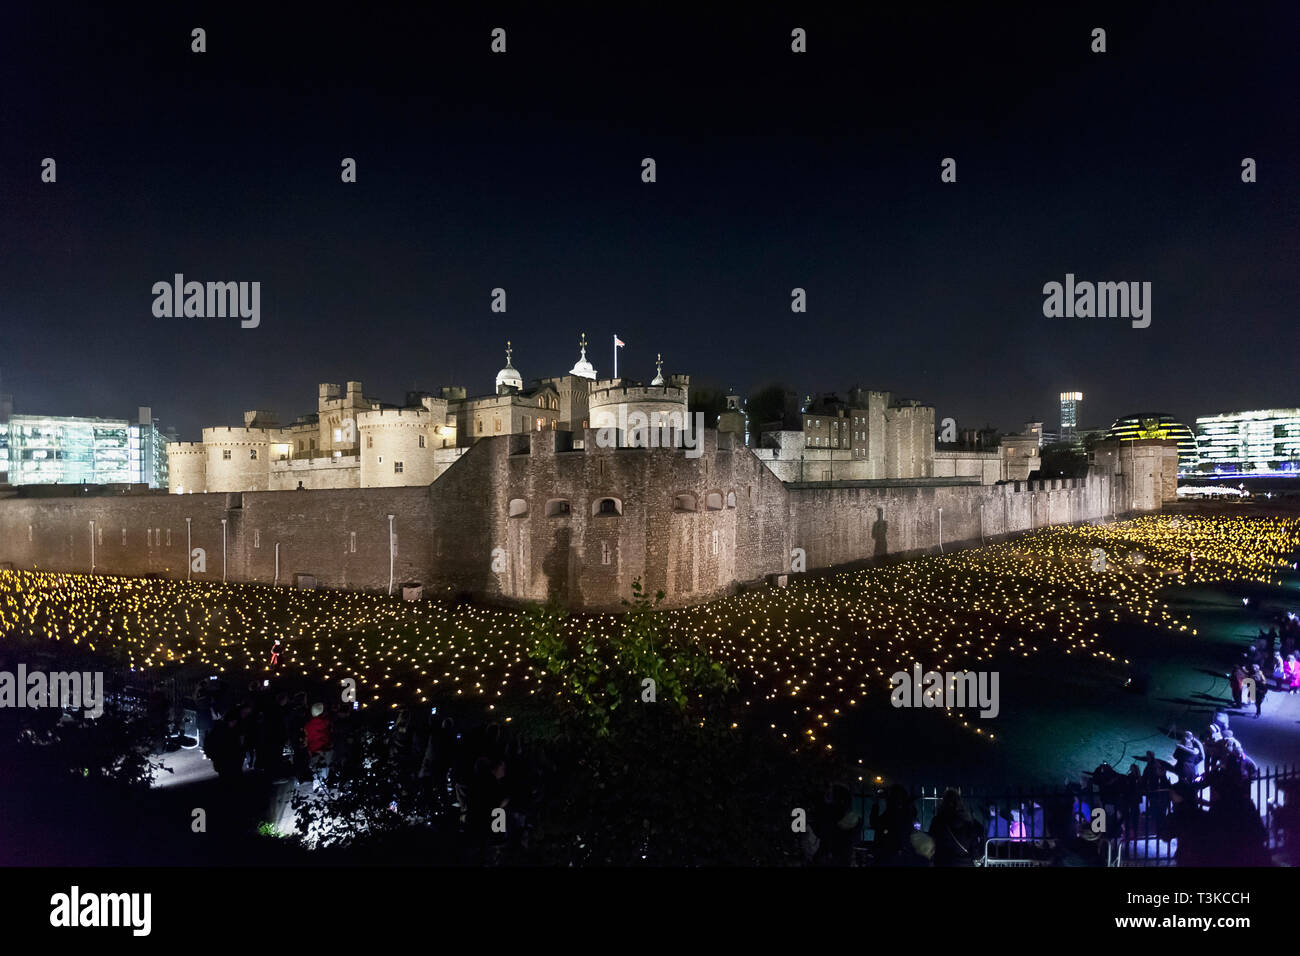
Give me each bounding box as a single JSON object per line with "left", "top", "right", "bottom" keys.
{"left": 387, "top": 514, "right": 396, "bottom": 596}
{"left": 185, "top": 517, "right": 192, "bottom": 580}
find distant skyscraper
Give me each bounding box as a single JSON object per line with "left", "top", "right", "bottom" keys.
{"left": 1, "top": 405, "right": 171, "bottom": 488}
{"left": 1195, "top": 408, "right": 1300, "bottom": 475}
{"left": 1108, "top": 413, "right": 1199, "bottom": 473}
{"left": 1060, "top": 392, "right": 1083, "bottom": 441}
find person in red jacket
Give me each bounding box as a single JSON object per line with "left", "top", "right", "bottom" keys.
{"left": 304, "top": 702, "right": 334, "bottom": 791}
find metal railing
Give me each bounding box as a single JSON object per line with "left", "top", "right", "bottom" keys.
{"left": 850, "top": 763, "right": 1299, "bottom": 866}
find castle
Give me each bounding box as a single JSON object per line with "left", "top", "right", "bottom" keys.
{"left": 164, "top": 334, "right": 1039, "bottom": 495}
{"left": 0, "top": 337, "right": 1181, "bottom": 611}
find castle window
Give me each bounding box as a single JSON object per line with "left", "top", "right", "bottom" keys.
{"left": 250, "top": 449, "right": 258, "bottom": 460}
{"left": 546, "top": 499, "right": 571, "bottom": 517}
{"left": 367, "top": 436, "right": 373, "bottom": 448}
{"left": 509, "top": 498, "right": 529, "bottom": 518}
{"left": 254, "top": 529, "right": 261, "bottom": 549}
{"left": 166, "top": 528, "right": 171, "bottom": 546}
{"left": 418, "top": 435, "right": 426, "bottom": 448}
{"left": 705, "top": 492, "right": 724, "bottom": 511}
{"left": 349, "top": 531, "right": 357, "bottom": 552}
{"left": 222, "top": 449, "right": 232, "bottom": 460}
{"left": 333, "top": 428, "right": 342, "bottom": 442}
{"left": 674, "top": 493, "right": 697, "bottom": 512}
{"left": 726, "top": 491, "right": 736, "bottom": 508}
{"left": 601, "top": 541, "right": 613, "bottom": 565}
{"left": 477, "top": 421, "right": 483, "bottom": 434}
{"left": 394, "top": 461, "right": 404, "bottom": 474}
{"left": 594, "top": 497, "right": 622, "bottom": 517}
{"left": 536, "top": 418, "right": 544, "bottom": 431}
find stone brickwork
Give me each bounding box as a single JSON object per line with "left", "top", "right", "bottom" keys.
{"left": 0, "top": 430, "right": 1156, "bottom": 612}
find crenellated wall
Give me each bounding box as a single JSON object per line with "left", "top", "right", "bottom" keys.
{"left": 0, "top": 432, "right": 1155, "bottom": 610}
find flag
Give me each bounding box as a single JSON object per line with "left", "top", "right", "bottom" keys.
{"left": 614, "top": 336, "right": 625, "bottom": 348}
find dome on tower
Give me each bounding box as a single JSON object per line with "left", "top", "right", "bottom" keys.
{"left": 650, "top": 352, "right": 666, "bottom": 386}
{"left": 496, "top": 341, "right": 523, "bottom": 394}
{"left": 569, "top": 332, "right": 597, "bottom": 380}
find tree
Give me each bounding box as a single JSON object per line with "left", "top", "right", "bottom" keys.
{"left": 687, "top": 387, "right": 729, "bottom": 429}
{"left": 747, "top": 383, "right": 801, "bottom": 436}
{"left": 525, "top": 580, "right": 812, "bottom": 865}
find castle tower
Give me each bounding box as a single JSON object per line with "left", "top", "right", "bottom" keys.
{"left": 568, "top": 332, "right": 598, "bottom": 380}
{"left": 496, "top": 341, "right": 523, "bottom": 395}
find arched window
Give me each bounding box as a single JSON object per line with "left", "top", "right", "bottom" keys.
{"left": 674, "top": 493, "right": 697, "bottom": 512}
{"left": 705, "top": 491, "right": 723, "bottom": 511}
{"left": 546, "top": 499, "right": 571, "bottom": 517}
{"left": 508, "top": 498, "right": 529, "bottom": 517}
{"left": 726, "top": 491, "right": 737, "bottom": 508}
{"left": 593, "top": 497, "right": 623, "bottom": 517}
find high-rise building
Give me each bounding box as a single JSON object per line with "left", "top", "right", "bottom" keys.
{"left": 1107, "top": 413, "right": 1199, "bottom": 473}
{"left": 1, "top": 405, "right": 172, "bottom": 488}
{"left": 1195, "top": 409, "right": 1300, "bottom": 475}
{"left": 1060, "top": 392, "right": 1083, "bottom": 441}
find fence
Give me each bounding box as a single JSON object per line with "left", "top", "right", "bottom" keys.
{"left": 851, "top": 763, "right": 1300, "bottom": 866}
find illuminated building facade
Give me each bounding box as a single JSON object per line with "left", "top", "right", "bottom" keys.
{"left": 1060, "top": 392, "right": 1083, "bottom": 441}
{"left": 0, "top": 406, "right": 170, "bottom": 488}
{"left": 1107, "top": 413, "right": 1198, "bottom": 473}
{"left": 1195, "top": 409, "right": 1300, "bottom": 475}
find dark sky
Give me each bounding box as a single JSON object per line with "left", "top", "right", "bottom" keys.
{"left": 1, "top": 1, "right": 1297, "bottom": 440}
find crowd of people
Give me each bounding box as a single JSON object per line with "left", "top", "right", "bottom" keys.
{"left": 188, "top": 677, "right": 574, "bottom": 861}
{"left": 1233, "top": 613, "right": 1300, "bottom": 715}
{"left": 800, "top": 629, "right": 1286, "bottom": 867}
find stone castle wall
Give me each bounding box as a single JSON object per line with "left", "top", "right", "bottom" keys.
{"left": 0, "top": 432, "right": 1145, "bottom": 611}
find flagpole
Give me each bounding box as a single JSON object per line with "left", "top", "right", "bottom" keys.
{"left": 613, "top": 334, "right": 618, "bottom": 380}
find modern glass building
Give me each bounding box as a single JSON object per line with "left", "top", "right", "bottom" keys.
{"left": 1195, "top": 409, "right": 1300, "bottom": 475}
{"left": 1107, "top": 413, "right": 1199, "bottom": 473}
{"left": 0, "top": 404, "right": 170, "bottom": 488}
{"left": 1060, "top": 392, "right": 1083, "bottom": 441}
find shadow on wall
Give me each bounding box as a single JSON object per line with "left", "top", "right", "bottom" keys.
{"left": 872, "top": 507, "right": 888, "bottom": 557}
{"left": 542, "top": 526, "right": 570, "bottom": 603}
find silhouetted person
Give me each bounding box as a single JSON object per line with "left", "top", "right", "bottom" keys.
{"left": 929, "top": 789, "right": 984, "bottom": 866}
{"left": 872, "top": 508, "right": 889, "bottom": 557}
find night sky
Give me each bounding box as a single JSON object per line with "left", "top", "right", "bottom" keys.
{"left": 2, "top": 2, "right": 1297, "bottom": 441}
